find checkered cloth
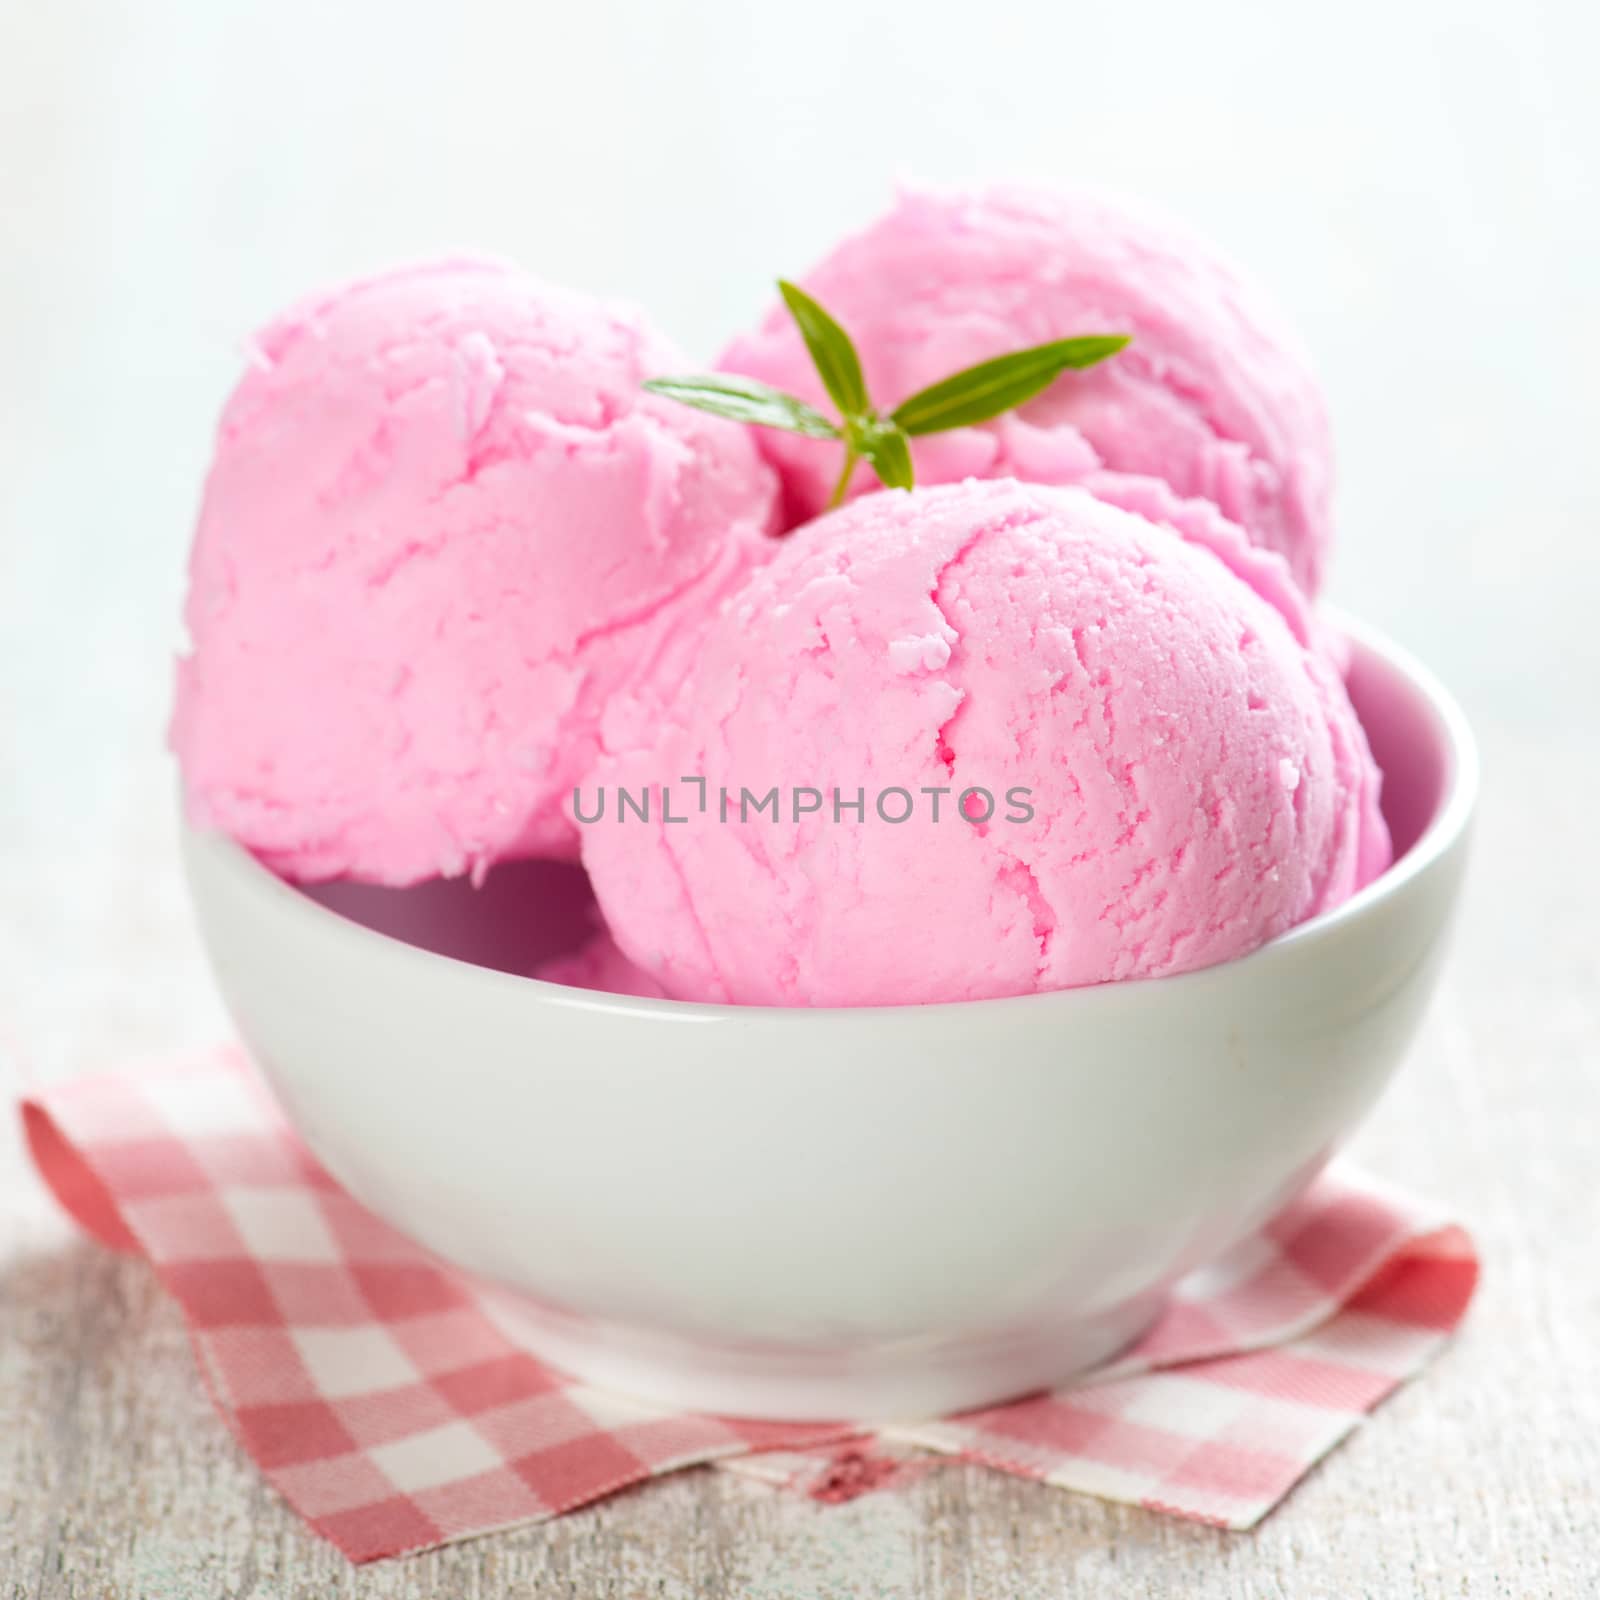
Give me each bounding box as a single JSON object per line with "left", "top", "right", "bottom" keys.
{"left": 20, "top": 1049, "right": 1476, "bottom": 1562}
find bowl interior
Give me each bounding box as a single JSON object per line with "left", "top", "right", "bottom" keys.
{"left": 303, "top": 857, "right": 598, "bottom": 978}
{"left": 299, "top": 619, "right": 1465, "bottom": 984}
{"left": 1344, "top": 630, "right": 1454, "bottom": 861}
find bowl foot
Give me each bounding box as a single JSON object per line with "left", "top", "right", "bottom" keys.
{"left": 470, "top": 1286, "right": 1167, "bottom": 1423}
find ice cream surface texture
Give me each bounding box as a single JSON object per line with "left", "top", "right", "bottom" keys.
{"left": 172, "top": 259, "right": 778, "bottom": 885}
{"left": 582, "top": 480, "right": 1389, "bottom": 1007}
{"left": 721, "top": 183, "right": 1334, "bottom": 595}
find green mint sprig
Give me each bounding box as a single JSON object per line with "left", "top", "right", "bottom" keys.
{"left": 643, "top": 279, "right": 1131, "bottom": 506}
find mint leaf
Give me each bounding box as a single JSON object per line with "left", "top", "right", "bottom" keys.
{"left": 646, "top": 295, "right": 1127, "bottom": 514}
{"left": 861, "top": 421, "right": 914, "bottom": 492}
{"left": 642, "top": 374, "right": 840, "bottom": 439}
{"left": 777, "top": 280, "right": 869, "bottom": 418}
{"left": 891, "top": 335, "right": 1131, "bottom": 437}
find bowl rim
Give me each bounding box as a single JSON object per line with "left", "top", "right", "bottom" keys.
{"left": 184, "top": 607, "right": 1478, "bottom": 1024}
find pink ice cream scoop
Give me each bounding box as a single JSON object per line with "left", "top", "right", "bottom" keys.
{"left": 172, "top": 259, "right": 778, "bottom": 886}
{"left": 581, "top": 480, "right": 1389, "bottom": 1007}
{"left": 721, "top": 182, "right": 1334, "bottom": 596}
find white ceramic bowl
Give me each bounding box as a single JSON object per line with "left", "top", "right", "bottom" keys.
{"left": 182, "top": 614, "right": 1475, "bottom": 1421}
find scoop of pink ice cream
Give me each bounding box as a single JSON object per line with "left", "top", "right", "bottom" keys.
{"left": 721, "top": 183, "right": 1333, "bottom": 595}
{"left": 172, "top": 259, "right": 778, "bottom": 885}
{"left": 581, "top": 480, "right": 1388, "bottom": 1006}
{"left": 533, "top": 930, "right": 668, "bottom": 999}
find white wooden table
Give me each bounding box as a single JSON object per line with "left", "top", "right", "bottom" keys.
{"left": 3, "top": 2, "right": 1597, "bottom": 1592}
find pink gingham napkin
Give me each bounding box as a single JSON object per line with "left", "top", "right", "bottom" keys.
{"left": 20, "top": 1049, "right": 1477, "bottom": 1562}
